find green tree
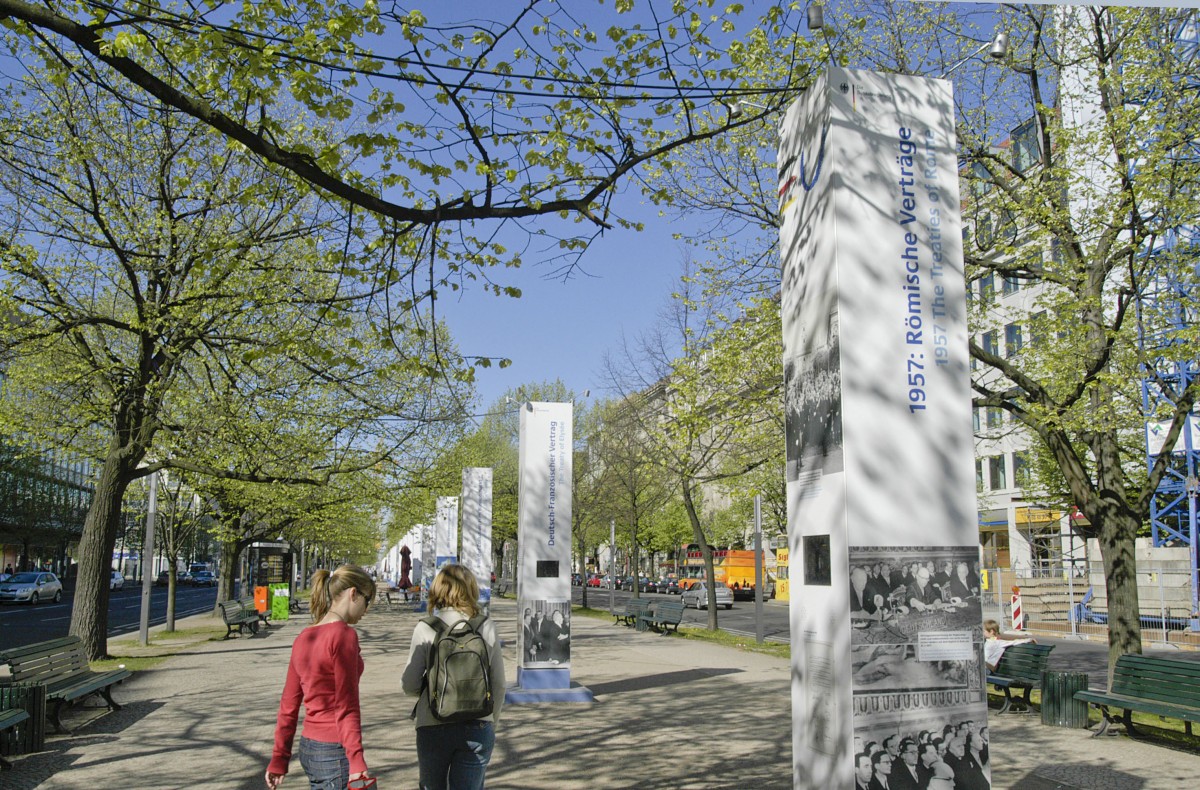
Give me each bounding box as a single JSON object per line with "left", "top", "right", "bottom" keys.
{"left": 603, "top": 261, "right": 778, "bottom": 627}
{"left": 0, "top": 64, "right": 466, "bottom": 658}
{"left": 0, "top": 1, "right": 815, "bottom": 290}
{"left": 649, "top": 2, "right": 1200, "bottom": 680}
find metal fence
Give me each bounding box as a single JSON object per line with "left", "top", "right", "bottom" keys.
{"left": 980, "top": 562, "right": 1200, "bottom": 646}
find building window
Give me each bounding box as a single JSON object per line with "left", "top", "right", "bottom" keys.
{"left": 982, "top": 331, "right": 998, "bottom": 357}
{"left": 973, "top": 408, "right": 981, "bottom": 432}
{"left": 1005, "top": 323, "right": 1023, "bottom": 356}
{"left": 988, "top": 456, "right": 1007, "bottom": 490}
{"left": 970, "top": 161, "right": 994, "bottom": 198}
{"left": 1030, "top": 311, "right": 1047, "bottom": 346}
{"left": 979, "top": 274, "right": 995, "bottom": 304}
{"left": 1002, "top": 275, "right": 1020, "bottom": 295}
{"left": 987, "top": 407, "right": 1003, "bottom": 429}
{"left": 976, "top": 459, "right": 984, "bottom": 491}
{"left": 1013, "top": 451, "right": 1031, "bottom": 487}
{"left": 1012, "top": 118, "right": 1040, "bottom": 173}
{"left": 976, "top": 213, "right": 994, "bottom": 250}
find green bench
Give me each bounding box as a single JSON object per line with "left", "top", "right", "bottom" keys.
{"left": 218, "top": 599, "right": 261, "bottom": 638}
{"left": 0, "top": 636, "right": 131, "bottom": 734}
{"left": 637, "top": 600, "right": 685, "bottom": 635}
{"left": 237, "top": 596, "right": 271, "bottom": 628}
{"left": 987, "top": 642, "right": 1055, "bottom": 714}
{"left": 614, "top": 598, "right": 653, "bottom": 626}
{"left": 1074, "top": 654, "right": 1200, "bottom": 738}
{"left": 0, "top": 707, "right": 29, "bottom": 769}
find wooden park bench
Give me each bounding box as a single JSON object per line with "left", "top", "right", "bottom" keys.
{"left": 987, "top": 642, "right": 1055, "bottom": 714}
{"left": 0, "top": 636, "right": 131, "bottom": 734}
{"left": 0, "top": 707, "right": 29, "bottom": 769}
{"left": 237, "top": 596, "right": 271, "bottom": 628}
{"left": 1074, "top": 654, "right": 1200, "bottom": 738}
{"left": 637, "top": 599, "right": 685, "bottom": 635}
{"left": 219, "top": 599, "right": 261, "bottom": 638}
{"left": 614, "top": 597, "right": 653, "bottom": 627}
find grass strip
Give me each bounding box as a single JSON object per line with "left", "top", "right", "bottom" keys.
{"left": 573, "top": 604, "right": 790, "bottom": 658}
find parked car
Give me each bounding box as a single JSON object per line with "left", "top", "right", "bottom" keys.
{"left": 191, "top": 570, "right": 216, "bottom": 587}
{"left": 570, "top": 573, "right": 583, "bottom": 586}
{"left": 682, "top": 580, "right": 734, "bottom": 610}
{"left": 110, "top": 570, "right": 125, "bottom": 591}
{"left": 155, "top": 571, "right": 171, "bottom": 586}
{"left": 658, "top": 577, "right": 680, "bottom": 595}
{"left": 0, "top": 571, "right": 63, "bottom": 605}
{"left": 643, "top": 578, "right": 660, "bottom": 594}
{"left": 0, "top": 573, "right": 11, "bottom": 583}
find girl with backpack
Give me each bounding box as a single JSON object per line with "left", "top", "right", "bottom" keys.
{"left": 403, "top": 564, "right": 506, "bottom": 790}
{"left": 267, "top": 565, "right": 376, "bottom": 790}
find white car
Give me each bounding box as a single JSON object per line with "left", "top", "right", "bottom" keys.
{"left": 110, "top": 571, "right": 126, "bottom": 591}
{"left": 0, "top": 571, "right": 64, "bottom": 604}
{"left": 681, "top": 580, "right": 734, "bottom": 610}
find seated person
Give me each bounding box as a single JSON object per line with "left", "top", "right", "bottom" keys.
{"left": 907, "top": 567, "right": 945, "bottom": 612}
{"left": 983, "top": 618, "right": 1035, "bottom": 671}
{"left": 850, "top": 566, "right": 885, "bottom": 619}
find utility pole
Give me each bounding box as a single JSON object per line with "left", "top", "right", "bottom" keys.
{"left": 138, "top": 472, "right": 158, "bottom": 647}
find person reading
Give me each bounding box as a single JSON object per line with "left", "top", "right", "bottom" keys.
{"left": 982, "top": 618, "right": 1035, "bottom": 671}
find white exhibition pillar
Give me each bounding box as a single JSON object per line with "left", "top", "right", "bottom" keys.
{"left": 461, "top": 467, "right": 494, "bottom": 605}
{"left": 435, "top": 496, "right": 459, "bottom": 570}
{"left": 780, "top": 67, "right": 987, "bottom": 788}
{"left": 510, "top": 401, "right": 591, "bottom": 702}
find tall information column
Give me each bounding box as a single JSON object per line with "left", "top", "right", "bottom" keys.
{"left": 435, "top": 496, "right": 459, "bottom": 571}
{"left": 780, "top": 67, "right": 986, "bottom": 788}
{"left": 461, "top": 468, "right": 494, "bottom": 609}
{"left": 509, "top": 401, "right": 592, "bottom": 703}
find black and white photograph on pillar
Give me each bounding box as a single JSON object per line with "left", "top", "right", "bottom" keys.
{"left": 849, "top": 545, "right": 988, "bottom": 788}
{"left": 517, "top": 598, "right": 571, "bottom": 669}
{"left": 784, "top": 305, "right": 844, "bottom": 482}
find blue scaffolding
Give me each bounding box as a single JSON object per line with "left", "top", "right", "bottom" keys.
{"left": 1138, "top": 14, "right": 1200, "bottom": 619}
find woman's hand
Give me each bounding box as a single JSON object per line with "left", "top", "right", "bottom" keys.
{"left": 265, "top": 770, "right": 285, "bottom": 789}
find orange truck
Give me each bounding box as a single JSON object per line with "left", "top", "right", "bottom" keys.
{"left": 679, "top": 547, "right": 765, "bottom": 599}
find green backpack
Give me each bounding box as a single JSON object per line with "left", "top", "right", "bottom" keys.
{"left": 416, "top": 614, "right": 494, "bottom": 722}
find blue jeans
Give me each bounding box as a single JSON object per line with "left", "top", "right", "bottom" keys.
{"left": 416, "top": 720, "right": 496, "bottom": 790}
{"left": 298, "top": 736, "right": 349, "bottom": 790}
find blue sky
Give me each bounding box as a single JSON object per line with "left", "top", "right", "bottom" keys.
{"left": 440, "top": 196, "right": 688, "bottom": 413}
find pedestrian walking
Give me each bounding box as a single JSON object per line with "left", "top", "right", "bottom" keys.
{"left": 403, "top": 564, "right": 506, "bottom": 790}
{"left": 267, "top": 565, "right": 376, "bottom": 790}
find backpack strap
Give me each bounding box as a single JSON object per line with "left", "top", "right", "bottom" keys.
{"left": 410, "top": 616, "right": 449, "bottom": 720}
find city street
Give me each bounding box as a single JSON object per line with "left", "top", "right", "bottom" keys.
{"left": 0, "top": 583, "right": 218, "bottom": 650}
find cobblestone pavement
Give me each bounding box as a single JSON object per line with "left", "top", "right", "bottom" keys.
{"left": 2, "top": 597, "right": 1197, "bottom": 789}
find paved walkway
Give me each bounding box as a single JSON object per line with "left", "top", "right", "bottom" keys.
{"left": 2, "top": 597, "right": 1198, "bottom": 789}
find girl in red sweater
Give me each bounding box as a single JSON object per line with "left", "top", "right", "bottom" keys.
{"left": 267, "top": 565, "right": 376, "bottom": 790}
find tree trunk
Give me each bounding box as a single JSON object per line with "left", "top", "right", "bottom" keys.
{"left": 216, "top": 539, "right": 242, "bottom": 609}
{"left": 681, "top": 481, "right": 718, "bottom": 629}
{"left": 1097, "top": 512, "right": 1144, "bottom": 688}
{"left": 69, "top": 454, "right": 135, "bottom": 660}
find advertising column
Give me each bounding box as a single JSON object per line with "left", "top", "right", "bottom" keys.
{"left": 435, "top": 496, "right": 459, "bottom": 571}
{"left": 510, "top": 401, "right": 591, "bottom": 702}
{"left": 780, "top": 67, "right": 985, "bottom": 788}
{"left": 461, "top": 468, "right": 494, "bottom": 607}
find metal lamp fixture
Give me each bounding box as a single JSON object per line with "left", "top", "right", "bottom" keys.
{"left": 943, "top": 31, "right": 1010, "bottom": 77}
{"left": 807, "top": 3, "right": 824, "bottom": 32}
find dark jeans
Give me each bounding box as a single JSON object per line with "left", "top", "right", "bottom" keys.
{"left": 298, "top": 736, "right": 349, "bottom": 790}
{"left": 416, "top": 720, "right": 496, "bottom": 790}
